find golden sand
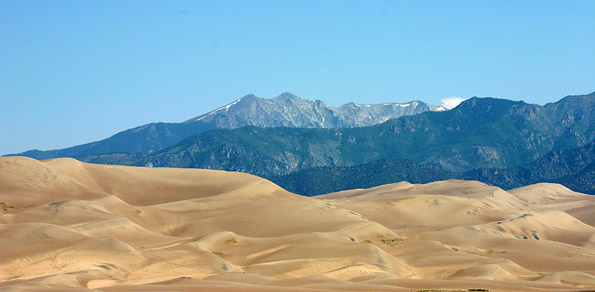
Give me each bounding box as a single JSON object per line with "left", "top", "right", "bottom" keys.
{"left": 1, "top": 156, "right": 594, "bottom": 291}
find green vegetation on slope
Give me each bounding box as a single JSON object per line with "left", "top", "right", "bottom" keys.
{"left": 79, "top": 94, "right": 595, "bottom": 179}
{"left": 269, "top": 141, "right": 595, "bottom": 196}
{"left": 268, "top": 158, "right": 455, "bottom": 196}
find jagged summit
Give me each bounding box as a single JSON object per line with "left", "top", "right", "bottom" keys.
{"left": 184, "top": 92, "right": 445, "bottom": 128}
{"left": 239, "top": 93, "right": 258, "bottom": 101}
{"left": 274, "top": 92, "right": 300, "bottom": 99}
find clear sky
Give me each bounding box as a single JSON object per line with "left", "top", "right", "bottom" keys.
{"left": 1, "top": 0, "right": 594, "bottom": 155}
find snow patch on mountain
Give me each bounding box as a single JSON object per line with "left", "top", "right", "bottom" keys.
{"left": 186, "top": 93, "right": 446, "bottom": 128}
{"left": 194, "top": 98, "right": 242, "bottom": 121}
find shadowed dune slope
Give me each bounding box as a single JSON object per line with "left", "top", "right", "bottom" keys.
{"left": 1, "top": 156, "right": 594, "bottom": 292}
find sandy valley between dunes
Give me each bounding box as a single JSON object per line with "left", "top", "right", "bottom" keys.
{"left": 1, "top": 156, "right": 594, "bottom": 292}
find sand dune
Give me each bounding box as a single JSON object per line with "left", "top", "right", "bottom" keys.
{"left": 510, "top": 183, "right": 595, "bottom": 227}
{"left": 1, "top": 156, "right": 594, "bottom": 291}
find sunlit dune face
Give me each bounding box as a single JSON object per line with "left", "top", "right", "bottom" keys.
{"left": 1, "top": 156, "right": 595, "bottom": 292}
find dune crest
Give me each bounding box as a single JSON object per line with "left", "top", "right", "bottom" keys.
{"left": 510, "top": 183, "right": 595, "bottom": 227}
{"left": 1, "top": 157, "right": 594, "bottom": 291}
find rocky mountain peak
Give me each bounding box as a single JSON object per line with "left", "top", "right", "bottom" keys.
{"left": 276, "top": 92, "right": 299, "bottom": 99}
{"left": 184, "top": 93, "right": 446, "bottom": 127}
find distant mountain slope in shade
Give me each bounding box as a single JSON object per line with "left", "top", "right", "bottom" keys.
{"left": 269, "top": 141, "right": 595, "bottom": 196}
{"left": 464, "top": 140, "right": 595, "bottom": 194}
{"left": 16, "top": 122, "right": 216, "bottom": 159}
{"left": 7, "top": 92, "right": 444, "bottom": 159}
{"left": 560, "top": 162, "right": 595, "bottom": 195}
{"left": 77, "top": 92, "right": 595, "bottom": 177}
{"left": 269, "top": 158, "right": 456, "bottom": 196}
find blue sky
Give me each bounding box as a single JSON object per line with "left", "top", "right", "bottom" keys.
{"left": 1, "top": 0, "right": 594, "bottom": 155}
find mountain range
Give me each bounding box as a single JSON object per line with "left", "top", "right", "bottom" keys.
{"left": 8, "top": 91, "right": 595, "bottom": 195}
{"left": 78, "top": 93, "right": 594, "bottom": 171}
{"left": 13, "top": 93, "right": 444, "bottom": 159}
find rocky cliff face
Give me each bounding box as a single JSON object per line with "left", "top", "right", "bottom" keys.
{"left": 185, "top": 92, "right": 445, "bottom": 128}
